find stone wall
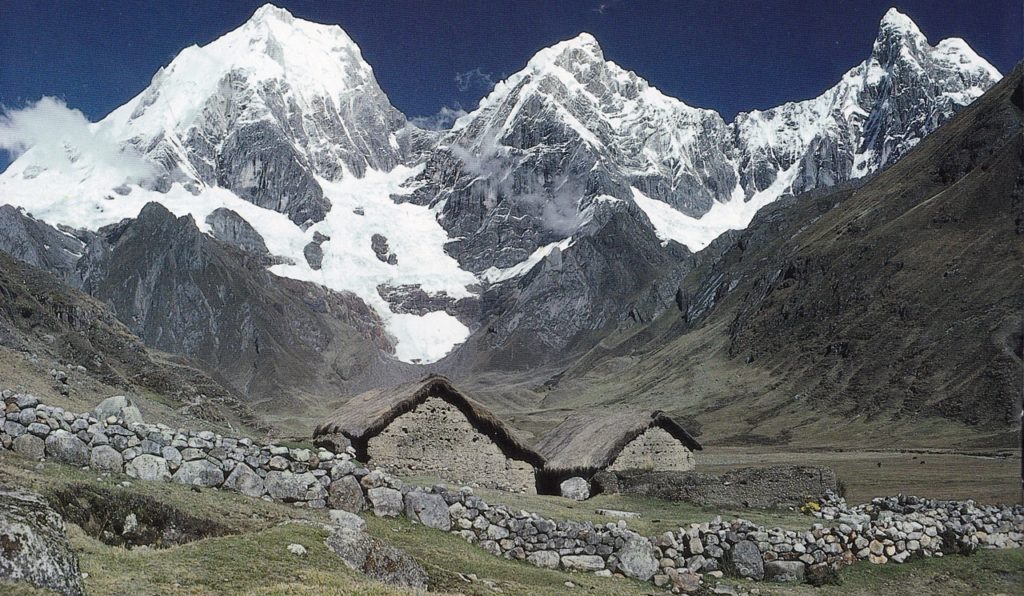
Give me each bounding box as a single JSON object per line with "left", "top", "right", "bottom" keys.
{"left": 2, "top": 390, "right": 1021, "bottom": 592}
{"left": 595, "top": 466, "right": 837, "bottom": 509}
{"left": 608, "top": 427, "right": 695, "bottom": 472}
{"left": 366, "top": 397, "right": 535, "bottom": 493}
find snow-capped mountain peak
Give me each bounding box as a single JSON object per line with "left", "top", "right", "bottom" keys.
{"left": 94, "top": 3, "right": 411, "bottom": 225}
{"left": 106, "top": 4, "right": 374, "bottom": 137}
{"left": 0, "top": 7, "right": 1003, "bottom": 365}
{"left": 877, "top": 7, "right": 925, "bottom": 38}
{"left": 0, "top": 4, "right": 470, "bottom": 364}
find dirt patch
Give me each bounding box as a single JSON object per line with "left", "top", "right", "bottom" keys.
{"left": 47, "top": 484, "right": 233, "bottom": 548}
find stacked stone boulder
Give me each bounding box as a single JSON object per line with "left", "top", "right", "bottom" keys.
{"left": 2, "top": 391, "right": 1022, "bottom": 593}
{"left": 0, "top": 390, "right": 352, "bottom": 508}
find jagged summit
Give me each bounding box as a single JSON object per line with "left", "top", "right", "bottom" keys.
{"left": 92, "top": 2, "right": 411, "bottom": 225}
{"left": 249, "top": 3, "right": 297, "bottom": 23}
{"left": 878, "top": 7, "right": 924, "bottom": 36}
{"left": 871, "top": 9, "right": 999, "bottom": 78}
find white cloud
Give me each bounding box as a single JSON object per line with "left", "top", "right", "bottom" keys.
{"left": 410, "top": 105, "right": 468, "bottom": 131}
{"left": 455, "top": 68, "right": 495, "bottom": 92}
{"left": 0, "top": 96, "right": 155, "bottom": 182}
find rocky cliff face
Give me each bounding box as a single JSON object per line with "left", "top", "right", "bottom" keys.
{"left": 71, "top": 202, "right": 414, "bottom": 411}
{"left": 535, "top": 66, "right": 1023, "bottom": 445}
{"left": 407, "top": 8, "right": 999, "bottom": 272}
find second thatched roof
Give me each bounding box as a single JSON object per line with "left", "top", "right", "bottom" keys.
{"left": 536, "top": 409, "right": 702, "bottom": 473}
{"left": 313, "top": 374, "right": 545, "bottom": 467}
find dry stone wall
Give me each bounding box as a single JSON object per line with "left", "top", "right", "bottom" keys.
{"left": 608, "top": 427, "right": 695, "bottom": 472}
{"left": 596, "top": 466, "right": 838, "bottom": 509}
{"left": 1, "top": 390, "right": 1021, "bottom": 593}
{"left": 366, "top": 397, "right": 535, "bottom": 493}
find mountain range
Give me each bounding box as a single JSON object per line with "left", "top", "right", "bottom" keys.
{"left": 0, "top": 5, "right": 1017, "bottom": 446}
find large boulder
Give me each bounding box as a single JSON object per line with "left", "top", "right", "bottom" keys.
{"left": 404, "top": 491, "right": 451, "bottom": 531}
{"left": 94, "top": 395, "right": 143, "bottom": 426}
{"left": 89, "top": 445, "right": 124, "bottom": 473}
{"left": 327, "top": 475, "right": 365, "bottom": 512}
{"left": 527, "top": 550, "right": 561, "bottom": 569}
{"left": 12, "top": 434, "right": 45, "bottom": 460}
{"left": 44, "top": 430, "right": 89, "bottom": 466}
{"left": 726, "top": 540, "right": 764, "bottom": 580}
{"left": 0, "top": 487, "right": 85, "bottom": 595}
{"left": 367, "top": 487, "right": 403, "bottom": 517}
{"left": 173, "top": 460, "right": 225, "bottom": 488}
{"left": 615, "top": 533, "right": 660, "bottom": 581}
{"left": 224, "top": 463, "right": 265, "bottom": 498}
{"left": 560, "top": 477, "right": 590, "bottom": 501}
{"left": 264, "top": 471, "right": 326, "bottom": 502}
{"left": 325, "top": 528, "right": 428, "bottom": 590}
{"left": 126, "top": 454, "right": 172, "bottom": 482}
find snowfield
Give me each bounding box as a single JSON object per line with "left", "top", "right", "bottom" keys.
{"left": 0, "top": 154, "right": 477, "bottom": 364}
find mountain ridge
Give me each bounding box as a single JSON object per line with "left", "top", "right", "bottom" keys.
{"left": 0, "top": 4, "right": 1008, "bottom": 420}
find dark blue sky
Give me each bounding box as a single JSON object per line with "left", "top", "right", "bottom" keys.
{"left": 1, "top": 0, "right": 1020, "bottom": 127}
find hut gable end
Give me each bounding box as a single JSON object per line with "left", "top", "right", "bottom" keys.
{"left": 314, "top": 375, "right": 544, "bottom": 468}
{"left": 536, "top": 409, "right": 702, "bottom": 478}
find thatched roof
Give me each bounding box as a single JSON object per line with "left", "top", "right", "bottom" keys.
{"left": 535, "top": 410, "right": 702, "bottom": 473}
{"left": 314, "top": 375, "right": 544, "bottom": 467}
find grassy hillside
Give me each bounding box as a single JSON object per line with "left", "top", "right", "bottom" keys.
{"left": 2, "top": 451, "right": 1022, "bottom": 595}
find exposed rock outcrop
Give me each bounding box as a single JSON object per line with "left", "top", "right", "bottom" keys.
{"left": 0, "top": 487, "right": 85, "bottom": 595}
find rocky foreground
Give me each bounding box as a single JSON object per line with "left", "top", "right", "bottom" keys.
{"left": 1, "top": 389, "right": 1022, "bottom": 594}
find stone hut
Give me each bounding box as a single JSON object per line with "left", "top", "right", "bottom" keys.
{"left": 535, "top": 410, "right": 702, "bottom": 490}
{"left": 313, "top": 375, "right": 544, "bottom": 493}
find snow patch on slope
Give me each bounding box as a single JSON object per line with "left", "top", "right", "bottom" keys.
{"left": 480, "top": 237, "right": 573, "bottom": 283}
{"left": 0, "top": 152, "right": 477, "bottom": 364}
{"left": 631, "top": 163, "right": 801, "bottom": 252}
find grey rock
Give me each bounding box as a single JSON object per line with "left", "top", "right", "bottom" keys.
{"left": 162, "top": 446, "right": 183, "bottom": 469}
{"left": 13, "top": 433, "right": 45, "bottom": 460}
{"left": 560, "top": 477, "right": 590, "bottom": 501}
{"left": 44, "top": 430, "right": 89, "bottom": 466}
{"left": 89, "top": 445, "right": 124, "bottom": 473}
{"left": 328, "top": 509, "right": 367, "bottom": 533}
{"left": 13, "top": 394, "right": 38, "bottom": 409}
{"left": 527, "top": 550, "right": 561, "bottom": 569}
{"left": 126, "top": 454, "right": 171, "bottom": 482}
{"left": 205, "top": 208, "right": 270, "bottom": 256}
{"left": 667, "top": 568, "right": 702, "bottom": 592}
{"left": 561, "top": 555, "right": 605, "bottom": 571}
{"left": 0, "top": 207, "right": 82, "bottom": 283}
{"left": 94, "top": 396, "right": 143, "bottom": 427}
{"left": 0, "top": 487, "right": 85, "bottom": 595}
{"left": 173, "top": 459, "right": 225, "bottom": 488}
{"left": 367, "top": 487, "right": 403, "bottom": 517}
{"left": 325, "top": 528, "right": 428, "bottom": 590}
{"left": 404, "top": 491, "right": 451, "bottom": 531}
{"left": 327, "top": 475, "right": 366, "bottom": 513}
{"left": 3, "top": 421, "right": 26, "bottom": 438}
{"left": 18, "top": 409, "right": 36, "bottom": 425}
{"left": 726, "top": 540, "right": 764, "bottom": 580}
{"left": 303, "top": 240, "right": 324, "bottom": 270}
{"left": 616, "top": 533, "right": 660, "bottom": 581}
{"left": 224, "top": 463, "right": 265, "bottom": 498}
{"left": 265, "top": 471, "right": 326, "bottom": 502}
{"left": 764, "top": 560, "right": 806, "bottom": 582}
